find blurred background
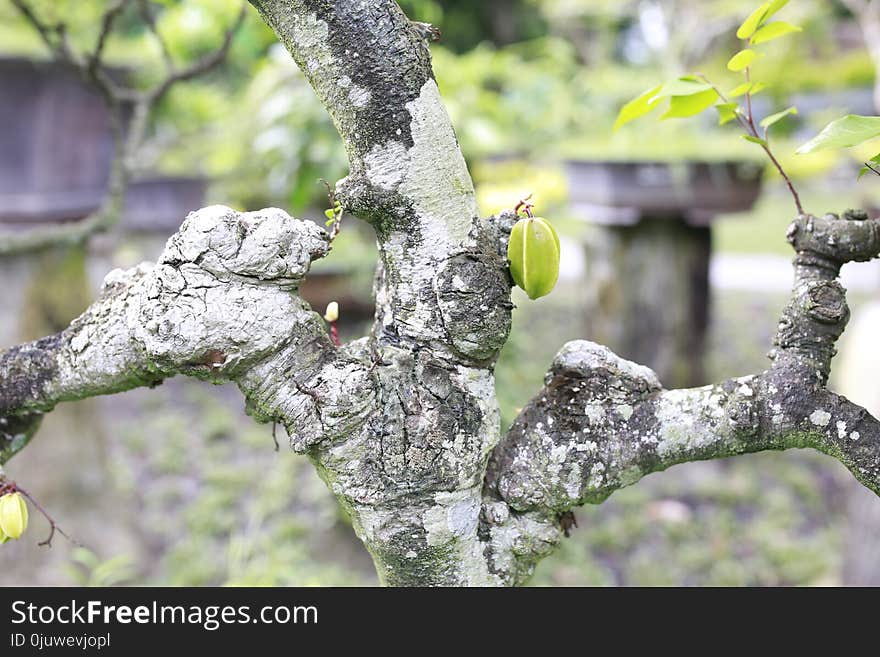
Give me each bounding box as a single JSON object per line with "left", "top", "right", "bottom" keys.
{"left": 2, "top": 0, "right": 880, "bottom": 586}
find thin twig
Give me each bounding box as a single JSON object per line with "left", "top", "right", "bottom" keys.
{"left": 514, "top": 193, "right": 534, "bottom": 217}
{"left": 137, "top": 0, "right": 175, "bottom": 73}
{"left": 1, "top": 482, "right": 77, "bottom": 548}
{"left": 10, "top": 0, "right": 122, "bottom": 103}
{"left": 320, "top": 179, "right": 344, "bottom": 240}
{"left": 9, "top": 0, "right": 78, "bottom": 64}
{"left": 744, "top": 67, "right": 757, "bottom": 133}
{"left": 740, "top": 37, "right": 804, "bottom": 215}
{"left": 147, "top": 4, "right": 247, "bottom": 104}
{"left": 759, "top": 141, "right": 804, "bottom": 215}
{"left": 698, "top": 63, "right": 805, "bottom": 216}
{"left": 3, "top": 0, "right": 246, "bottom": 255}
{"left": 0, "top": 213, "right": 108, "bottom": 256}
{"left": 87, "top": 0, "right": 128, "bottom": 80}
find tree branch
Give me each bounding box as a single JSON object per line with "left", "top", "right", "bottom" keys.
{"left": 0, "top": 206, "right": 350, "bottom": 463}
{"left": 225, "top": 1, "right": 522, "bottom": 585}
{"left": 87, "top": 0, "right": 127, "bottom": 81}
{"left": 136, "top": 0, "right": 175, "bottom": 72}
{"left": 3, "top": 1, "right": 246, "bottom": 255}
{"left": 9, "top": 0, "right": 82, "bottom": 67}
{"left": 146, "top": 4, "right": 247, "bottom": 104}
{"left": 247, "top": 1, "right": 501, "bottom": 361}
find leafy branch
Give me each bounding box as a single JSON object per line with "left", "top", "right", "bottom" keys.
{"left": 615, "top": 0, "right": 804, "bottom": 214}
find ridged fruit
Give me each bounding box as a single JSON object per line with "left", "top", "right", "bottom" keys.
{"left": 0, "top": 492, "right": 28, "bottom": 540}
{"left": 507, "top": 216, "right": 560, "bottom": 300}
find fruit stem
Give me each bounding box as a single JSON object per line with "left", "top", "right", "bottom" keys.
{"left": 1, "top": 480, "right": 75, "bottom": 548}
{"left": 515, "top": 194, "right": 535, "bottom": 218}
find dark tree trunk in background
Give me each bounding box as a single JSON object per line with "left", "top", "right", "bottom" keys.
{"left": 485, "top": 0, "right": 519, "bottom": 45}
{"left": 583, "top": 219, "right": 710, "bottom": 388}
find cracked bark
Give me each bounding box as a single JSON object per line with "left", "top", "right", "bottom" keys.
{"left": 2, "top": 1, "right": 880, "bottom": 586}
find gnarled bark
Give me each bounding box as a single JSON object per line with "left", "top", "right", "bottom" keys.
{"left": 2, "top": 1, "right": 880, "bottom": 586}
{"left": 482, "top": 212, "right": 880, "bottom": 584}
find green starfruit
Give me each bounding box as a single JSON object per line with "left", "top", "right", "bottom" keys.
{"left": 507, "top": 216, "right": 561, "bottom": 300}
{"left": 0, "top": 492, "right": 28, "bottom": 540}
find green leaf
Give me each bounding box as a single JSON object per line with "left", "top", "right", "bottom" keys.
{"left": 737, "top": 3, "right": 770, "bottom": 39}
{"left": 324, "top": 208, "right": 336, "bottom": 220}
{"left": 729, "top": 81, "right": 768, "bottom": 97}
{"left": 716, "top": 103, "right": 740, "bottom": 125}
{"left": 613, "top": 84, "right": 663, "bottom": 131}
{"left": 760, "top": 106, "right": 798, "bottom": 129}
{"left": 765, "top": 0, "right": 790, "bottom": 20}
{"left": 743, "top": 135, "right": 769, "bottom": 147}
{"left": 858, "top": 153, "right": 880, "bottom": 180}
{"left": 751, "top": 21, "right": 802, "bottom": 44}
{"left": 660, "top": 89, "right": 719, "bottom": 119}
{"left": 797, "top": 115, "right": 880, "bottom": 153}
{"left": 728, "top": 49, "right": 758, "bottom": 72}
{"left": 858, "top": 154, "right": 880, "bottom": 179}
{"left": 652, "top": 76, "right": 712, "bottom": 99}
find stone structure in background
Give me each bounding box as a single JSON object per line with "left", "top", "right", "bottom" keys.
{"left": 565, "top": 159, "right": 763, "bottom": 387}
{"left": 0, "top": 57, "right": 116, "bottom": 226}
{"left": 0, "top": 57, "right": 209, "bottom": 346}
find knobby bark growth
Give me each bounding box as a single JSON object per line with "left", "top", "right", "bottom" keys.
{"left": 2, "top": 0, "right": 880, "bottom": 586}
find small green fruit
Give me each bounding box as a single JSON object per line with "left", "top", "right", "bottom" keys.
{"left": 0, "top": 492, "right": 28, "bottom": 540}
{"left": 507, "top": 216, "right": 561, "bottom": 300}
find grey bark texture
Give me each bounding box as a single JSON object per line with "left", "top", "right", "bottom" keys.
{"left": 2, "top": 1, "right": 880, "bottom": 586}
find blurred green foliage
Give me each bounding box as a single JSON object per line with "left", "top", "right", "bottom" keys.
{"left": 159, "top": 46, "right": 348, "bottom": 212}
{"left": 398, "top": 0, "right": 546, "bottom": 51}
{"left": 105, "top": 385, "right": 376, "bottom": 586}
{"left": 1, "top": 0, "right": 875, "bottom": 212}
{"left": 65, "top": 548, "right": 138, "bottom": 587}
